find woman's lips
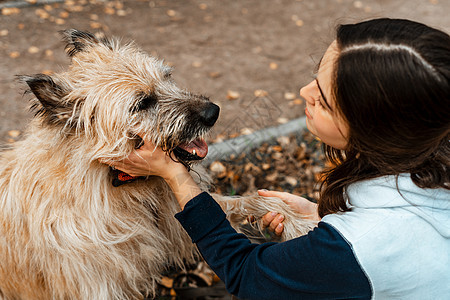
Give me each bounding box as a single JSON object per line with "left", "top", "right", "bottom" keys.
{"left": 305, "top": 107, "right": 313, "bottom": 119}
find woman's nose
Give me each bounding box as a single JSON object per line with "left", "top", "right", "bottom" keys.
{"left": 299, "top": 80, "right": 317, "bottom": 105}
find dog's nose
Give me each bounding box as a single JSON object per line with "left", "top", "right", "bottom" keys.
{"left": 199, "top": 103, "right": 220, "bottom": 127}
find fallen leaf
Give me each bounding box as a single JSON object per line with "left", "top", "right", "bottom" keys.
{"left": 295, "top": 20, "right": 304, "bottom": 27}
{"left": 160, "top": 277, "right": 173, "bottom": 288}
{"left": 28, "top": 46, "right": 39, "bottom": 54}
{"left": 2, "top": 7, "right": 21, "bottom": 16}
{"left": 192, "top": 61, "right": 202, "bottom": 68}
{"left": 35, "top": 8, "right": 50, "bottom": 19}
{"left": 353, "top": 1, "right": 363, "bottom": 8}
{"left": 266, "top": 172, "right": 278, "bottom": 182}
{"left": 277, "top": 117, "right": 289, "bottom": 124}
{"left": 284, "top": 92, "right": 296, "bottom": 100}
{"left": 8, "top": 130, "right": 21, "bottom": 138}
{"left": 209, "top": 71, "right": 222, "bottom": 78}
{"left": 166, "top": 9, "right": 176, "bottom": 17}
{"left": 240, "top": 128, "right": 253, "bottom": 135}
{"left": 44, "top": 4, "right": 53, "bottom": 11}
{"left": 116, "top": 9, "right": 127, "bottom": 16}
{"left": 0, "top": 29, "right": 8, "bottom": 37}
{"left": 269, "top": 62, "right": 278, "bottom": 70}
{"left": 90, "top": 22, "right": 102, "bottom": 29}
{"left": 254, "top": 89, "right": 268, "bottom": 97}
{"left": 59, "top": 11, "right": 69, "bottom": 18}
{"left": 285, "top": 176, "right": 298, "bottom": 186}
{"left": 104, "top": 7, "right": 115, "bottom": 15}
{"left": 199, "top": 3, "right": 208, "bottom": 10}
{"left": 9, "top": 51, "right": 20, "bottom": 58}
{"left": 55, "top": 18, "right": 66, "bottom": 25}
{"left": 45, "top": 49, "right": 54, "bottom": 57}
{"left": 227, "top": 90, "right": 240, "bottom": 100}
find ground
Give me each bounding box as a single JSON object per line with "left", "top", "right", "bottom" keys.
{"left": 1, "top": 0, "right": 449, "bottom": 146}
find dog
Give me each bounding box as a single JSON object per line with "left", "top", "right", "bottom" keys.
{"left": 0, "top": 30, "right": 316, "bottom": 299}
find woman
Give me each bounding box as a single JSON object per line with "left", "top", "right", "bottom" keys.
{"left": 108, "top": 18, "right": 450, "bottom": 299}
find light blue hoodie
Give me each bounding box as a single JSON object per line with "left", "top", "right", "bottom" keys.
{"left": 322, "top": 174, "right": 450, "bottom": 299}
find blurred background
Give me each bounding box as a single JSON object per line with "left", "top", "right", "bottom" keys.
{"left": 1, "top": 0, "right": 449, "bottom": 145}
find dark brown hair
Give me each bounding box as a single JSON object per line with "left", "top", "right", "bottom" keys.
{"left": 318, "top": 18, "right": 450, "bottom": 217}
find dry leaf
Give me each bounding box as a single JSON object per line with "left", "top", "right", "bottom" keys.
{"left": 209, "top": 71, "right": 221, "bottom": 78}
{"left": 116, "top": 9, "right": 127, "bottom": 16}
{"left": 266, "top": 172, "right": 278, "bottom": 182}
{"left": 285, "top": 176, "right": 298, "bottom": 186}
{"left": 17, "top": 23, "right": 25, "bottom": 30}
{"left": 90, "top": 14, "right": 99, "bottom": 20}
{"left": 199, "top": 3, "right": 208, "bottom": 10}
{"left": 227, "top": 90, "right": 240, "bottom": 100}
{"left": 0, "top": 29, "right": 8, "bottom": 37}
{"left": 59, "top": 11, "right": 70, "bottom": 18}
{"left": 26, "top": 0, "right": 37, "bottom": 4}
{"left": 55, "top": 18, "right": 66, "bottom": 25}
{"left": 284, "top": 92, "right": 296, "bottom": 100}
{"left": 9, "top": 51, "right": 20, "bottom": 58}
{"left": 104, "top": 7, "right": 115, "bottom": 15}
{"left": 295, "top": 20, "right": 304, "bottom": 27}
{"left": 192, "top": 61, "right": 202, "bottom": 68}
{"left": 28, "top": 46, "right": 39, "bottom": 54}
{"left": 254, "top": 89, "right": 268, "bottom": 97}
{"left": 277, "top": 117, "right": 289, "bottom": 124}
{"left": 45, "top": 49, "right": 54, "bottom": 57}
{"left": 262, "top": 163, "right": 271, "bottom": 170}
{"left": 90, "top": 22, "right": 102, "bottom": 29}
{"left": 35, "top": 8, "right": 50, "bottom": 19}
{"left": 240, "top": 128, "right": 253, "bottom": 135}
{"left": 160, "top": 277, "right": 173, "bottom": 288}
{"left": 353, "top": 1, "right": 363, "bottom": 8}
{"left": 8, "top": 130, "right": 21, "bottom": 138}
{"left": 44, "top": 4, "right": 53, "bottom": 11}
{"left": 166, "top": 9, "right": 176, "bottom": 17}
{"left": 269, "top": 62, "right": 278, "bottom": 70}
{"left": 210, "top": 161, "right": 227, "bottom": 179}
{"left": 2, "top": 7, "right": 21, "bottom": 16}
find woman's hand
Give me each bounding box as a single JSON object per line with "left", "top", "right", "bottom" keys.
{"left": 104, "top": 141, "right": 185, "bottom": 180}
{"left": 100, "top": 140, "right": 201, "bottom": 209}
{"left": 258, "top": 190, "right": 320, "bottom": 236}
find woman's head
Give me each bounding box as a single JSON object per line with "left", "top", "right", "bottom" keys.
{"left": 311, "top": 18, "right": 450, "bottom": 217}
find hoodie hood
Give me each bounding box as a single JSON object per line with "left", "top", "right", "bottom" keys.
{"left": 346, "top": 174, "right": 450, "bottom": 238}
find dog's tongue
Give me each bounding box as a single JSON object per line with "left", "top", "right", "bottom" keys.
{"left": 178, "top": 138, "right": 208, "bottom": 158}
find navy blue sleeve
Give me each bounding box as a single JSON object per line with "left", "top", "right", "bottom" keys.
{"left": 175, "top": 192, "right": 372, "bottom": 300}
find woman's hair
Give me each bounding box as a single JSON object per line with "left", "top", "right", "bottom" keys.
{"left": 318, "top": 18, "right": 450, "bottom": 218}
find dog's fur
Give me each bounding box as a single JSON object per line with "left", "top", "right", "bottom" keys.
{"left": 0, "top": 30, "right": 316, "bottom": 299}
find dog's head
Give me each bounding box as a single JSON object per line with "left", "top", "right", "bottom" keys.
{"left": 20, "top": 29, "right": 219, "bottom": 165}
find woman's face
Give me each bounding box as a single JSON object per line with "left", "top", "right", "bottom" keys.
{"left": 300, "top": 41, "right": 348, "bottom": 150}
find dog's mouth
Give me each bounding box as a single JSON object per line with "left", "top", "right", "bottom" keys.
{"left": 173, "top": 137, "right": 208, "bottom": 161}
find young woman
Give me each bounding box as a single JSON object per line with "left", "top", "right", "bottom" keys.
{"left": 109, "top": 18, "right": 450, "bottom": 299}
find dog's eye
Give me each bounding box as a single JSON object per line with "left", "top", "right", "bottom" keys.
{"left": 133, "top": 93, "right": 158, "bottom": 112}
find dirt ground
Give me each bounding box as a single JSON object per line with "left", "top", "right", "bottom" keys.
{"left": 1, "top": 0, "right": 449, "bottom": 146}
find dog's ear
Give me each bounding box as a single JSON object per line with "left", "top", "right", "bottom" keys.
{"left": 20, "top": 74, "right": 75, "bottom": 126}
{"left": 61, "top": 29, "right": 111, "bottom": 57}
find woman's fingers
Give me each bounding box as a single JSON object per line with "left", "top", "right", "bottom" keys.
{"left": 262, "top": 212, "right": 284, "bottom": 236}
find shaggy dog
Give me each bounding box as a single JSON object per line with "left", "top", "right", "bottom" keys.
{"left": 0, "top": 30, "right": 316, "bottom": 299}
